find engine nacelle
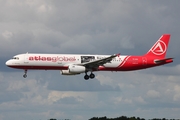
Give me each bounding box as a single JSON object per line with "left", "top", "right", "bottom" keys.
{"left": 68, "top": 65, "right": 86, "bottom": 73}
{"left": 61, "top": 70, "right": 80, "bottom": 75}
{"left": 60, "top": 65, "right": 86, "bottom": 75}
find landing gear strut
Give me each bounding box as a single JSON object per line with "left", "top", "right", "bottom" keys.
{"left": 84, "top": 72, "right": 95, "bottom": 80}
{"left": 23, "top": 70, "right": 27, "bottom": 78}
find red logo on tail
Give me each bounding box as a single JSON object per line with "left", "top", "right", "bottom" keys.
{"left": 151, "top": 40, "right": 167, "bottom": 55}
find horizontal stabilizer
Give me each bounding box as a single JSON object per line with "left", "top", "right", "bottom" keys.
{"left": 154, "top": 58, "right": 173, "bottom": 64}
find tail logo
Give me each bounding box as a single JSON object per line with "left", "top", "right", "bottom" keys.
{"left": 151, "top": 40, "right": 167, "bottom": 55}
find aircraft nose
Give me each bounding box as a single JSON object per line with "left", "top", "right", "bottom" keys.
{"left": 5, "top": 60, "right": 11, "bottom": 66}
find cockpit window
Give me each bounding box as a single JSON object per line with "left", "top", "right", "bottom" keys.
{"left": 12, "top": 57, "right": 19, "bottom": 60}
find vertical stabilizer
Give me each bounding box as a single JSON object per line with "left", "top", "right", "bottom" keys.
{"left": 145, "top": 34, "right": 170, "bottom": 58}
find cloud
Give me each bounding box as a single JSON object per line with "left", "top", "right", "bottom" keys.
{"left": 134, "top": 96, "right": 146, "bottom": 104}
{"left": 2, "top": 30, "right": 13, "bottom": 39}
{"left": 147, "top": 90, "right": 160, "bottom": 98}
{"left": 47, "top": 73, "right": 121, "bottom": 91}
{"left": 173, "top": 85, "right": 180, "bottom": 101}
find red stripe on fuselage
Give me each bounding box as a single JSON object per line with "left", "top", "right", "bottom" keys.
{"left": 7, "top": 57, "right": 173, "bottom": 71}
{"left": 98, "top": 66, "right": 146, "bottom": 71}
{"left": 118, "top": 56, "right": 131, "bottom": 67}
{"left": 7, "top": 65, "right": 68, "bottom": 70}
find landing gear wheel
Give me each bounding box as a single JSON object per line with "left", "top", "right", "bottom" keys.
{"left": 23, "top": 70, "right": 27, "bottom": 78}
{"left": 84, "top": 74, "right": 89, "bottom": 80}
{"left": 89, "top": 73, "right": 95, "bottom": 79}
{"left": 23, "top": 74, "right": 27, "bottom": 78}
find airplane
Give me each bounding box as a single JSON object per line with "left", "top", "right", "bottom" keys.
{"left": 5, "top": 34, "right": 173, "bottom": 80}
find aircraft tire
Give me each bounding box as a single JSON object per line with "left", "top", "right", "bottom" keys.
{"left": 84, "top": 74, "right": 89, "bottom": 80}
{"left": 89, "top": 73, "right": 95, "bottom": 79}
{"left": 23, "top": 74, "right": 27, "bottom": 78}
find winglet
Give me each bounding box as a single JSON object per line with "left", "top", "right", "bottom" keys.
{"left": 113, "top": 53, "right": 120, "bottom": 57}
{"left": 117, "top": 53, "right": 120, "bottom": 57}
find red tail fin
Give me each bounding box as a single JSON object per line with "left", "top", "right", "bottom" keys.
{"left": 145, "top": 34, "right": 171, "bottom": 58}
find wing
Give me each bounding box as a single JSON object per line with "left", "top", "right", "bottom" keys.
{"left": 78, "top": 53, "right": 120, "bottom": 69}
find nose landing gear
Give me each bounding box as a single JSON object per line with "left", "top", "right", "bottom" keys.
{"left": 23, "top": 70, "right": 27, "bottom": 78}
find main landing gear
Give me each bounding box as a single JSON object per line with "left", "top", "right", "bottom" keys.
{"left": 84, "top": 72, "right": 95, "bottom": 80}
{"left": 23, "top": 70, "right": 27, "bottom": 78}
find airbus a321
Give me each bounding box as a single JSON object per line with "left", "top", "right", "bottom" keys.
{"left": 6, "top": 34, "right": 173, "bottom": 80}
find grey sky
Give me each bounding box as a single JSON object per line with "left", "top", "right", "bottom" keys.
{"left": 0, "top": 0, "right": 180, "bottom": 120}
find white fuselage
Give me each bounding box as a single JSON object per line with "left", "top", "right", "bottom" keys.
{"left": 6, "top": 53, "right": 129, "bottom": 69}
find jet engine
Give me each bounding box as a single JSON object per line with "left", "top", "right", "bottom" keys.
{"left": 68, "top": 65, "right": 86, "bottom": 73}
{"left": 61, "top": 65, "right": 86, "bottom": 75}
{"left": 61, "top": 70, "right": 80, "bottom": 75}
